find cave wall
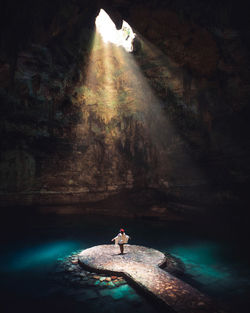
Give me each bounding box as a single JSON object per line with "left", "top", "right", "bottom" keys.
{"left": 0, "top": 0, "right": 249, "bottom": 212}
{"left": 127, "top": 3, "right": 250, "bottom": 210}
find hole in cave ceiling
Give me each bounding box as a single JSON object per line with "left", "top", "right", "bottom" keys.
{"left": 95, "top": 9, "right": 135, "bottom": 52}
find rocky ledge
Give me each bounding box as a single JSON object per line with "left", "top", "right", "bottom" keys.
{"left": 78, "top": 245, "right": 225, "bottom": 313}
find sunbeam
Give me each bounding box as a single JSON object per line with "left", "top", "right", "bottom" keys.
{"left": 77, "top": 8, "right": 206, "bottom": 192}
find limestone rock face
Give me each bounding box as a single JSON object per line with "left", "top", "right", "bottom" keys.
{"left": 0, "top": 0, "right": 249, "bottom": 212}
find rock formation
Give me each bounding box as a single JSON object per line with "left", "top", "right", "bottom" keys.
{"left": 0, "top": 0, "right": 249, "bottom": 217}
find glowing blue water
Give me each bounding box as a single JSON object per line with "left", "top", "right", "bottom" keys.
{"left": 1, "top": 241, "right": 82, "bottom": 271}
{"left": 169, "top": 242, "right": 236, "bottom": 289}
{"left": 0, "top": 215, "right": 249, "bottom": 313}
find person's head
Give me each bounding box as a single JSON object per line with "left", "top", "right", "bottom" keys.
{"left": 120, "top": 228, "right": 125, "bottom": 234}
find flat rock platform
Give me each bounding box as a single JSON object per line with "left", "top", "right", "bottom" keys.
{"left": 78, "top": 245, "right": 225, "bottom": 313}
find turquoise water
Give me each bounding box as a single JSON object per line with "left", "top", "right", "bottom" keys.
{"left": 0, "top": 214, "right": 249, "bottom": 313}
{"left": 169, "top": 242, "right": 250, "bottom": 299}
{"left": 3, "top": 241, "right": 82, "bottom": 271}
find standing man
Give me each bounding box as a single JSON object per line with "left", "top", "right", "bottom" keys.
{"left": 111, "top": 228, "right": 130, "bottom": 254}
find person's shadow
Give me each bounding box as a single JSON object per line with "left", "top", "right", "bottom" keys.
{"left": 111, "top": 253, "right": 127, "bottom": 256}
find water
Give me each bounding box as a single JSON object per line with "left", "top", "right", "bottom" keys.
{"left": 1, "top": 214, "right": 249, "bottom": 313}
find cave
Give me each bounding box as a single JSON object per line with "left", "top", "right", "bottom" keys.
{"left": 0, "top": 1, "right": 250, "bottom": 313}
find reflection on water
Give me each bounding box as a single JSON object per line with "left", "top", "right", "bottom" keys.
{"left": 0, "top": 214, "right": 249, "bottom": 313}
{"left": 3, "top": 241, "right": 82, "bottom": 271}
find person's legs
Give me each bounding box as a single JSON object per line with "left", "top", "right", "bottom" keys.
{"left": 119, "top": 244, "right": 124, "bottom": 254}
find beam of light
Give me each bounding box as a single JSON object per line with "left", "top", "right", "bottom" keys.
{"left": 74, "top": 8, "right": 207, "bottom": 192}
{"left": 132, "top": 33, "right": 199, "bottom": 115}
{"left": 95, "top": 9, "right": 135, "bottom": 52}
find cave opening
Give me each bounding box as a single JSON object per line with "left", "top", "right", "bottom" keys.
{"left": 95, "top": 9, "right": 135, "bottom": 52}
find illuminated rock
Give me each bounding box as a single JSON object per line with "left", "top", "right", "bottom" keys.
{"left": 78, "top": 244, "right": 225, "bottom": 313}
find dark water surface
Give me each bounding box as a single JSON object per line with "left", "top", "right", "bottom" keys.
{"left": 1, "top": 213, "right": 249, "bottom": 313}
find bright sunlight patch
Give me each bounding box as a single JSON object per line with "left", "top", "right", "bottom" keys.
{"left": 95, "top": 9, "right": 135, "bottom": 52}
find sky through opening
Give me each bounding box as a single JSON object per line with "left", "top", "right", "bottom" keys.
{"left": 95, "top": 9, "right": 135, "bottom": 52}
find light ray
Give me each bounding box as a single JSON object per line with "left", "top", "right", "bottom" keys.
{"left": 77, "top": 9, "right": 207, "bottom": 191}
